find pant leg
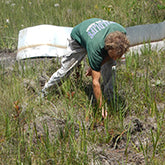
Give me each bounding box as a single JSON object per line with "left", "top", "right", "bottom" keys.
{"left": 42, "top": 39, "right": 87, "bottom": 92}
{"left": 101, "top": 59, "right": 116, "bottom": 101}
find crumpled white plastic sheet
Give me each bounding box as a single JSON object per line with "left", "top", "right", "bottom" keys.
{"left": 16, "top": 21, "right": 165, "bottom": 60}
{"left": 17, "top": 25, "right": 73, "bottom": 60}
{"left": 129, "top": 40, "right": 165, "bottom": 54}
{"left": 120, "top": 40, "right": 165, "bottom": 62}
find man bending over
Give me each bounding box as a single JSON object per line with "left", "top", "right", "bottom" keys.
{"left": 42, "top": 18, "right": 130, "bottom": 118}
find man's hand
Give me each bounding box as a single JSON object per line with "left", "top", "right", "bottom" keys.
{"left": 85, "top": 67, "right": 92, "bottom": 76}
{"left": 102, "top": 107, "right": 107, "bottom": 119}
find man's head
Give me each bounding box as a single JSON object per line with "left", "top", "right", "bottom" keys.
{"left": 104, "top": 31, "right": 130, "bottom": 60}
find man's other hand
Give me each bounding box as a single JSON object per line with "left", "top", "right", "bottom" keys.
{"left": 85, "top": 67, "right": 92, "bottom": 76}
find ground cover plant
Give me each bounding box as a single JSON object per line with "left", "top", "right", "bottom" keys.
{"left": 0, "top": 0, "right": 165, "bottom": 164}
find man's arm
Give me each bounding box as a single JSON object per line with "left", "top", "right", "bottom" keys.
{"left": 92, "top": 70, "right": 107, "bottom": 118}
{"left": 92, "top": 70, "right": 102, "bottom": 108}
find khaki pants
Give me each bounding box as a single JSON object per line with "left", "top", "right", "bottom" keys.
{"left": 42, "top": 38, "right": 87, "bottom": 92}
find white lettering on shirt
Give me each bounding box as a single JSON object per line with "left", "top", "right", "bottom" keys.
{"left": 86, "top": 20, "right": 115, "bottom": 39}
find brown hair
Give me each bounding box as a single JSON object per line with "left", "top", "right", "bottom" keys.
{"left": 105, "top": 31, "right": 130, "bottom": 58}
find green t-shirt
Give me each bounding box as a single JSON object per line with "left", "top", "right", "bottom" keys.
{"left": 71, "top": 18, "right": 126, "bottom": 71}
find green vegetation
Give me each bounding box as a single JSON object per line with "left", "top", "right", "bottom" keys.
{"left": 0, "top": 0, "right": 165, "bottom": 164}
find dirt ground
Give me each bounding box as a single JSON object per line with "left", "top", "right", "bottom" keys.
{"left": 1, "top": 51, "right": 164, "bottom": 165}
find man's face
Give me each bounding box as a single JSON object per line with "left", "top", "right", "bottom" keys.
{"left": 108, "top": 49, "right": 120, "bottom": 61}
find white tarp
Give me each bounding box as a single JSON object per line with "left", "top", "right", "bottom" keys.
{"left": 129, "top": 40, "right": 165, "bottom": 54}
{"left": 120, "top": 40, "right": 165, "bottom": 62}
{"left": 16, "top": 21, "right": 165, "bottom": 60}
{"left": 17, "top": 25, "right": 73, "bottom": 60}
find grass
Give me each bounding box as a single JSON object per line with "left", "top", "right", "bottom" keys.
{"left": 0, "top": 0, "right": 165, "bottom": 164}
